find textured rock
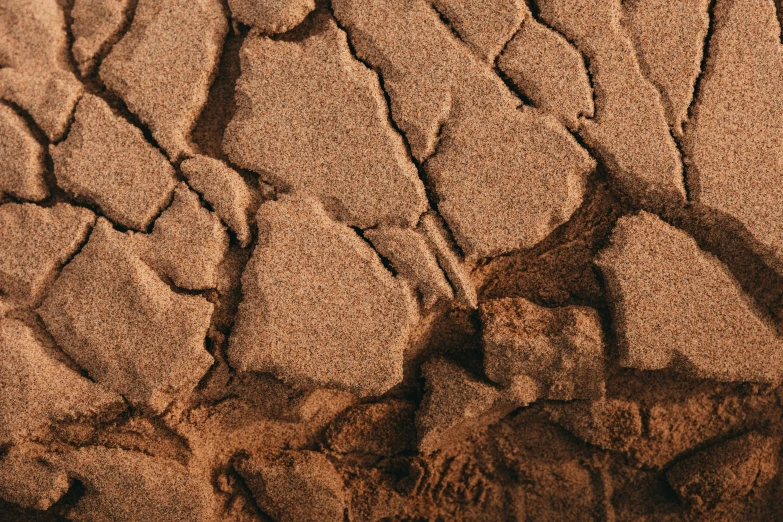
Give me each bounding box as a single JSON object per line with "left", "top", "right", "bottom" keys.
{"left": 72, "top": 0, "right": 132, "bottom": 75}
{"left": 0, "top": 318, "right": 123, "bottom": 445}
{"left": 0, "top": 68, "right": 83, "bottom": 142}
{"left": 227, "top": 0, "right": 315, "bottom": 33}
{"left": 596, "top": 212, "right": 783, "bottom": 382}
{"left": 550, "top": 399, "right": 643, "bottom": 452}
{"left": 51, "top": 94, "right": 177, "bottom": 231}
{"left": 58, "top": 447, "right": 217, "bottom": 522}
{"left": 333, "top": 0, "right": 594, "bottom": 258}
{"left": 431, "top": 0, "right": 525, "bottom": 61}
{"left": 229, "top": 196, "right": 418, "bottom": 396}
{"left": 100, "top": 0, "right": 228, "bottom": 158}
{"left": 682, "top": 0, "right": 783, "bottom": 266}
{"left": 0, "top": 202, "right": 95, "bottom": 305}
{"left": 223, "top": 16, "right": 426, "bottom": 229}
{"left": 480, "top": 297, "right": 605, "bottom": 400}
{"left": 537, "top": 0, "right": 685, "bottom": 206}
{"left": 365, "top": 225, "right": 453, "bottom": 308}
{"left": 497, "top": 15, "right": 594, "bottom": 129}
{"left": 38, "top": 219, "right": 215, "bottom": 413}
{"left": 417, "top": 211, "right": 476, "bottom": 308}
{"left": 326, "top": 399, "right": 417, "bottom": 456}
{"left": 0, "top": 447, "right": 69, "bottom": 510}
{"left": 666, "top": 432, "right": 777, "bottom": 508}
{"left": 622, "top": 0, "right": 710, "bottom": 137}
{"left": 180, "top": 155, "right": 254, "bottom": 247}
{"left": 416, "top": 358, "right": 509, "bottom": 453}
{"left": 132, "top": 183, "right": 228, "bottom": 290}
{"left": 0, "top": 103, "right": 46, "bottom": 201}
{"left": 235, "top": 450, "right": 346, "bottom": 522}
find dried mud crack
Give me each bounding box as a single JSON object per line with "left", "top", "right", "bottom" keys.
{"left": 3, "top": 0, "right": 783, "bottom": 521}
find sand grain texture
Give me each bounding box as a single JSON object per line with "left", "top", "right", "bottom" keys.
{"left": 229, "top": 196, "right": 418, "bottom": 396}
{"left": 71, "top": 0, "right": 132, "bottom": 75}
{"left": 334, "top": 0, "right": 595, "bottom": 258}
{"left": 480, "top": 297, "right": 605, "bottom": 400}
{"left": 100, "top": 0, "right": 228, "bottom": 159}
{"left": 596, "top": 212, "right": 783, "bottom": 382}
{"left": 38, "top": 219, "right": 215, "bottom": 413}
{"left": 223, "top": 16, "right": 427, "bottom": 229}
{"left": 0, "top": 447, "right": 69, "bottom": 510}
{"left": 0, "top": 202, "right": 94, "bottom": 305}
{"left": 228, "top": 0, "right": 315, "bottom": 33}
{"left": 180, "top": 155, "right": 254, "bottom": 247}
{"left": 57, "top": 447, "right": 217, "bottom": 522}
{"left": 0, "top": 318, "right": 123, "bottom": 446}
{"left": 235, "top": 451, "right": 346, "bottom": 522}
{"left": 683, "top": 0, "right": 783, "bottom": 267}
{"left": 0, "top": 103, "right": 46, "bottom": 201}
{"left": 132, "top": 182, "right": 228, "bottom": 290}
{"left": 51, "top": 94, "right": 177, "bottom": 231}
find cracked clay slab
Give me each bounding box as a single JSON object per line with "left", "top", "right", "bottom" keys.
{"left": 38, "top": 219, "right": 215, "bottom": 413}
{"left": 0, "top": 102, "right": 46, "bottom": 201}
{"left": 596, "top": 212, "right": 783, "bottom": 383}
{"left": 228, "top": 195, "right": 418, "bottom": 397}
{"left": 333, "top": 0, "right": 595, "bottom": 258}
{"left": 71, "top": 0, "right": 132, "bottom": 76}
{"left": 683, "top": 0, "right": 783, "bottom": 269}
{"left": 223, "top": 15, "right": 427, "bottom": 230}
{"left": 0, "top": 318, "right": 123, "bottom": 446}
{"left": 51, "top": 94, "right": 177, "bottom": 231}
{"left": 0, "top": 202, "right": 95, "bottom": 305}
{"left": 100, "top": 0, "right": 228, "bottom": 159}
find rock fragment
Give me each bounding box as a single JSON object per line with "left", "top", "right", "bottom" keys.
{"left": 480, "top": 297, "right": 605, "bottom": 400}
{"left": 132, "top": 183, "right": 228, "bottom": 290}
{"left": 0, "top": 318, "right": 123, "bottom": 445}
{"left": 71, "top": 0, "right": 133, "bottom": 76}
{"left": 0, "top": 447, "right": 69, "bottom": 511}
{"left": 235, "top": 451, "right": 346, "bottom": 522}
{"left": 0, "top": 203, "right": 94, "bottom": 305}
{"left": 666, "top": 432, "right": 777, "bottom": 508}
{"left": 431, "top": 0, "right": 525, "bottom": 61}
{"left": 417, "top": 211, "right": 477, "bottom": 308}
{"left": 416, "top": 358, "right": 510, "bottom": 454}
{"left": 100, "top": 0, "right": 228, "bottom": 159}
{"left": 223, "top": 16, "right": 427, "bottom": 229}
{"left": 621, "top": 0, "right": 710, "bottom": 137}
{"left": 537, "top": 0, "right": 685, "bottom": 206}
{"left": 0, "top": 69, "right": 83, "bottom": 142}
{"left": 497, "top": 15, "right": 594, "bottom": 129}
{"left": 180, "top": 155, "right": 254, "bottom": 247}
{"left": 57, "top": 447, "right": 217, "bottom": 522}
{"left": 228, "top": 196, "right": 418, "bottom": 397}
{"left": 595, "top": 212, "right": 783, "bottom": 382}
{"left": 38, "top": 219, "right": 214, "bottom": 413}
{"left": 326, "top": 399, "right": 417, "bottom": 456}
{"left": 0, "top": 103, "right": 46, "bottom": 201}
{"left": 51, "top": 94, "right": 177, "bottom": 231}
{"left": 333, "top": 0, "right": 594, "bottom": 257}
{"left": 682, "top": 0, "right": 783, "bottom": 265}
{"left": 227, "top": 0, "right": 315, "bottom": 34}
{"left": 365, "top": 225, "right": 453, "bottom": 308}
{"left": 550, "top": 399, "right": 642, "bottom": 452}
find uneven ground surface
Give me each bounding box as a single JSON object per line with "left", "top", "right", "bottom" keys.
{"left": 3, "top": 0, "right": 783, "bottom": 520}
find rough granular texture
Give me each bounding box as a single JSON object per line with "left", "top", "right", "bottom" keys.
{"left": 229, "top": 196, "right": 418, "bottom": 396}
{"left": 51, "top": 94, "right": 177, "bottom": 231}
{"left": 0, "top": 202, "right": 94, "bottom": 305}
{"left": 6, "top": 0, "right": 783, "bottom": 520}
{"left": 38, "top": 219, "right": 214, "bottom": 413}
{"left": 596, "top": 211, "right": 783, "bottom": 382}
{"left": 0, "top": 103, "right": 46, "bottom": 201}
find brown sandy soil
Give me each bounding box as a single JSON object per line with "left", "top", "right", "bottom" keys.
{"left": 3, "top": 0, "right": 783, "bottom": 520}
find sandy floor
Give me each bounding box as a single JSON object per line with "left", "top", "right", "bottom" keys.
{"left": 3, "top": 0, "right": 783, "bottom": 520}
